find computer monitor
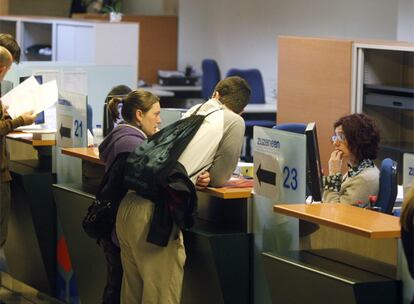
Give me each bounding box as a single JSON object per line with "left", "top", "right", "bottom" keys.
{"left": 305, "top": 122, "right": 323, "bottom": 202}
{"left": 0, "top": 80, "right": 13, "bottom": 97}
{"left": 19, "top": 75, "right": 44, "bottom": 124}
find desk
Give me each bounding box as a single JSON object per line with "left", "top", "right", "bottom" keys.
{"left": 152, "top": 84, "right": 202, "bottom": 92}
{"left": 4, "top": 133, "right": 57, "bottom": 296}
{"left": 61, "top": 147, "right": 103, "bottom": 165}
{"left": 244, "top": 103, "right": 277, "bottom": 113}
{"left": 274, "top": 203, "right": 400, "bottom": 269}
{"left": 263, "top": 203, "right": 401, "bottom": 304}
{"left": 7, "top": 132, "right": 56, "bottom": 147}
{"left": 143, "top": 87, "right": 175, "bottom": 98}
{"left": 61, "top": 147, "right": 254, "bottom": 199}
{"left": 152, "top": 84, "right": 201, "bottom": 99}
{"left": 202, "top": 186, "right": 252, "bottom": 199}
{"left": 274, "top": 203, "right": 400, "bottom": 239}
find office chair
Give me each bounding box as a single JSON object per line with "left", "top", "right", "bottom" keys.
{"left": 226, "top": 68, "right": 273, "bottom": 161}
{"left": 87, "top": 103, "right": 93, "bottom": 134}
{"left": 273, "top": 123, "right": 306, "bottom": 134}
{"left": 375, "top": 158, "right": 398, "bottom": 214}
{"left": 226, "top": 68, "right": 265, "bottom": 104}
{"left": 201, "top": 59, "right": 221, "bottom": 100}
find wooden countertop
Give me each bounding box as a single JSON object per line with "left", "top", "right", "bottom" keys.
{"left": 202, "top": 186, "right": 252, "bottom": 199}
{"left": 274, "top": 203, "right": 400, "bottom": 239}
{"left": 7, "top": 132, "right": 56, "bottom": 147}
{"left": 60, "top": 147, "right": 252, "bottom": 199}
{"left": 61, "top": 147, "right": 104, "bottom": 165}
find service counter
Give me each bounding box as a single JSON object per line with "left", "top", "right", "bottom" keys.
{"left": 54, "top": 147, "right": 253, "bottom": 304}
{"left": 4, "top": 134, "right": 57, "bottom": 296}
{"left": 263, "top": 203, "right": 401, "bottom": 304}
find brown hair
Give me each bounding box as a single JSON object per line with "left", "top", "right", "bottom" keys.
{"left": 0, "top": 34, "right": 21, "bottom": 64}
{"left": 214, "top": 76, "right": 251, "bottom": 114}
{"left": 107, "top": 89, "right": 159, "bottom": 124}
{"left": 0, "top": 46, "right": 12, "bottom": 67}
{"left": 334, "top": 113, "right": 380, "bottom": 162}
{"left": 401, "top": 182, "right": 414, "bottom": 231}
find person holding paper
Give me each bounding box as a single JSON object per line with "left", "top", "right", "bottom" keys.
{"left": 0, "top": 45, "right": 36, "bottom": 249}
{"left": 0, "top": 33, "right": 21, "bottom": 63}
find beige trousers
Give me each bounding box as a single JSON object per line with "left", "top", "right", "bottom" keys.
{"left": 116, "top": 192, "right": 186, "bottom": 304}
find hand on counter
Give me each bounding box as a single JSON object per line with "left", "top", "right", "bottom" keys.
{"left": 196, "top": 171, "right": 210, "bottom": 190}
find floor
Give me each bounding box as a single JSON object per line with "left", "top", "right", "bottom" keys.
{"left": 0, "top": 272, "right": 63, "bottom": 304}
{"left": 0, "top": 245, "right": 64, "bottom": 304}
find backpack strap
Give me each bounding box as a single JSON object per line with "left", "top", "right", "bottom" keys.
{"left": 189, "top": 161, "right": 213, "bottom": 179}
{"left": 96, "top": 152, "right": 130, "bottom": 197}
{"left": 192, "top": 101, "right": 223, "bottom": 117}
{"left": 192, "top": 102, "right": 205, "bottom": 115}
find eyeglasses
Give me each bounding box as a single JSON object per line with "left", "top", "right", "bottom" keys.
{"left": 331, "top": 133, "right": 346, "bottom": 142}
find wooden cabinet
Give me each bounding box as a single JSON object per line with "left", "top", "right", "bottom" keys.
{"left": 72, "top": 14, "right": 178, "bottom": 85}
{"left": 278, "top": 36, "right": 414, "bottom": 175}
{"left": 0, "top": 16, "right": 139, "bottom": 81}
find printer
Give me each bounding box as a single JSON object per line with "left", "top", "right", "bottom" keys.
{"left": 158, "top": 70, "right": 199, "bottom": 86}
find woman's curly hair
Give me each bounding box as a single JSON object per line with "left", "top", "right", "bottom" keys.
{"left": 334, "top": 113, "right": 380, "bottom": 162}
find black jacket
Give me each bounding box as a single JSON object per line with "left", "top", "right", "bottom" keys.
{"left": 146, "top": 162, "right": 197, "bottom": 247}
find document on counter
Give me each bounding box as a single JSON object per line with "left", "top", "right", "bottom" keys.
{"left": 0, "top": 76, "right": 58, "bottom": 119}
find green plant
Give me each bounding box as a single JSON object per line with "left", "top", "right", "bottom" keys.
{"left": 81, "top": 0, "right": 122, "bottom": 14}
{"left": 102, "top": 0, "right": 122, "bottom": 13}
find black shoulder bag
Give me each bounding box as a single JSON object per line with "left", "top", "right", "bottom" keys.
{"left": 82, "top": 152, "right": 130, "bottom": 240}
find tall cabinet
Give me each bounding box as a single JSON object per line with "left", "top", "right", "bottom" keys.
{"left": 277, "top": 36, "right": 414, "bottom": 176}
{"left": 0, "top": 16, "right": 139, "bottom": 82}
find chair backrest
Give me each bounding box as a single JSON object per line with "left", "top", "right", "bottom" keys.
{"left": 201, "top": 59, "right": 221, "bottom": 100}
{"left": 87, "top": 103, "right": 93, "bottom": 133}
{"left": 376, "top": 158, "right": 398, "bottom": 214}
{"left": 273, "top": 123, "right": 306, "bottom": 134}
{"left": 226, "top": 68, "right": 265, "bottom": 104}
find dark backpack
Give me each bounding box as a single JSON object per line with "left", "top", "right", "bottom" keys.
{"left": 82, "top": 152, "right": 130, "bottom": 240}
{"left": 124, "top": 105, "right": 220, "bottom": 246}
{"left": 124, "top": 105, "right": 219, "bottom": 201}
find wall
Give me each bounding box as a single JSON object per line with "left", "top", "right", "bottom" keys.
{"left": 397, "top": 0, "right": 414, "bottom": 42}
{"left": 179, "top": 0, "right": 402, "bottom": 99}
{"left": 0, "top": 0, "right": 9, "bottom": 15}
{"left": 8, "top": 0, "right": 71, "bottom": 17}
{"left": 123, "top": 0, "right": 177, "bottom": 15}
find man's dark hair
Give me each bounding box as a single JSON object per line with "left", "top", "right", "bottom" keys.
{"left": 214, "top": 76, "right": 251, "bottom": 113}
{"left": 334, "top": 113, "right": 380, "bottom": 162}
{"left": 0, "top": 34, "right": 21, "bottom": 64}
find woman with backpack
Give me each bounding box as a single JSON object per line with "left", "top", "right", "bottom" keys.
{"left": 97, "top": 87, "right": 210, "bottom": 304}
{"left": 98, "top": 87, "right": 160, "bottom": 304}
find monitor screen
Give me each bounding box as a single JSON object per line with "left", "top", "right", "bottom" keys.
{"left": 0, "top": 80, "right": 14, "bottom": 97}
{"left": 305, "top": 122, "right": 323, "bottom": 202}
{"left": 19, "top": 75, "right": 44, "bottom": 124}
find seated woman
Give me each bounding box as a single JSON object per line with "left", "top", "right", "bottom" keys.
{"left": 401, "top": 181, "right": 414, "bottom": 303}
{"left": 322, "top": 113, "right": 380, "bottom": 205}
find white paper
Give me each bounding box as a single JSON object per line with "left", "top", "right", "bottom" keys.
{"left": 34, "top": 70, "right": 60, "bottom": 88}
{"left": 1, "top": 76, "right": 58, "bottom": 119}
{"left": 6, "top": 133, "right": 33, "bottom": 139}
{"left": 22, "top": 129, "right": 56, "bottom": 134}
